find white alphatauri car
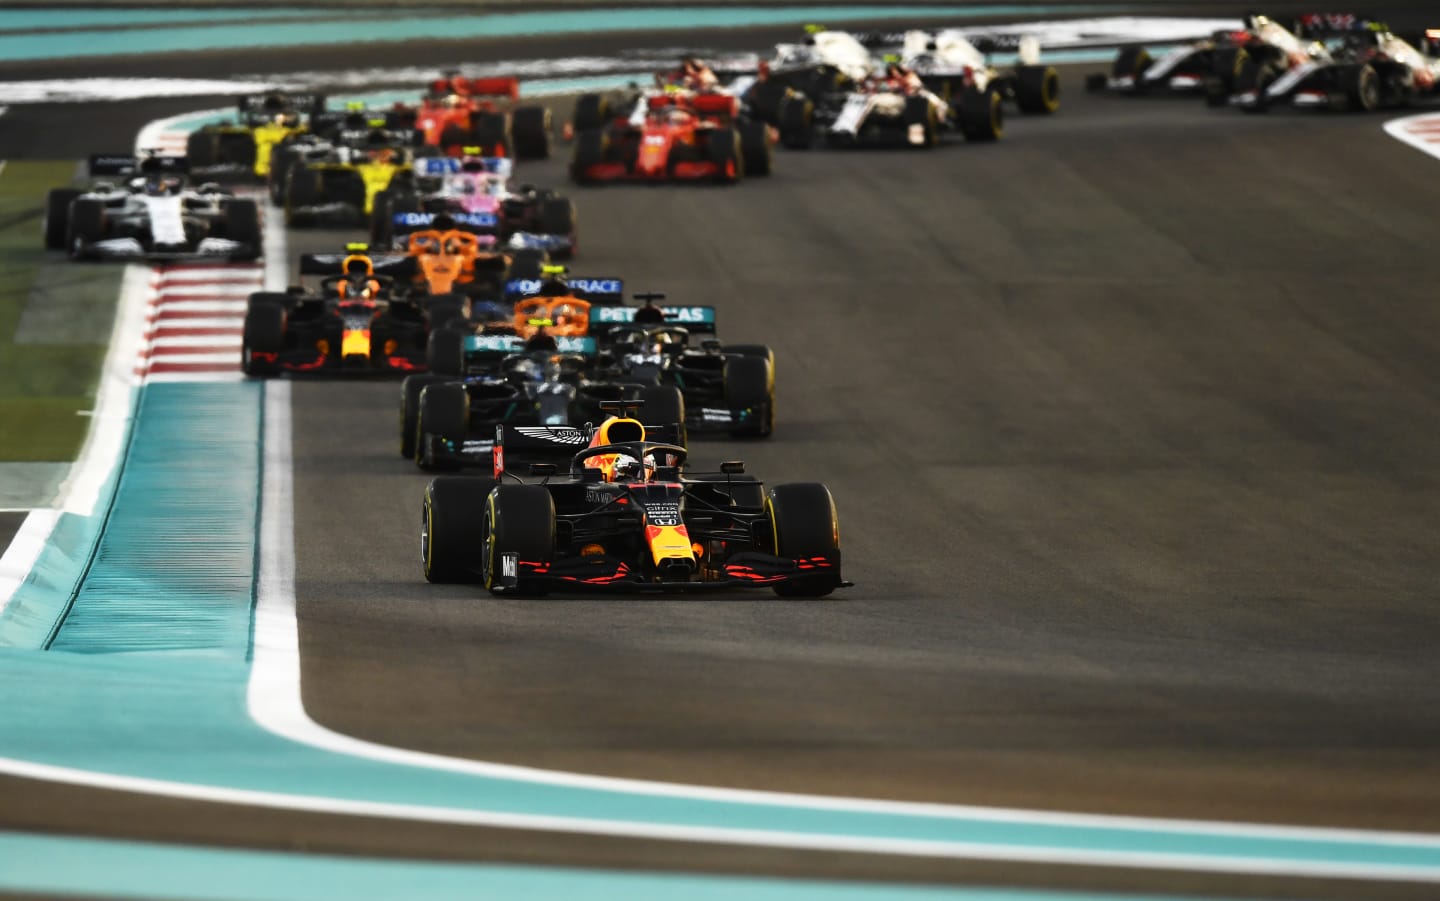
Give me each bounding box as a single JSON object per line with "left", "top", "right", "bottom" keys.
{"left": 44, "top": 154, "right": 261, "bottom": 261}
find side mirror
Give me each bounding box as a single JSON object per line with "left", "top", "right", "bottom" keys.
{"left": 720, "top": 461, "right": 745, "bottom": 475}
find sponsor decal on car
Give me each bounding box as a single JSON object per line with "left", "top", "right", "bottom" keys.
{"left": 643, "top": 500, "right": 682, "bottom": 527}
{"left": 515, "top": 426, "right": 587, "bottom": 445}
{"left": 393, "top": 211, "right": 497, "bottom": 227}
{"left": 593, "top": 305, "right": 715, "bottom": 324}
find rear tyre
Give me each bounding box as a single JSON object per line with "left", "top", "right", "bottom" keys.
{"left": 1340, "top": 63, "right": 1381, "bottom": 112}
{"left": 537, "top": 198, "right": 576, "bottom": 258}
{"left": 66, "top": 199, "right": 106, "bottom": 258}
{"left": 417, "top": 382, "right": 469, "bottom": 471}
{"left": 745, "top": 80, "right": 789, "bottom": 124}
{"left": 1113, "top": 47, "right": 1152, "bottom": 91}
{"left": 370, "top": 189, "right": 395, "bottom": 248}
{"left": 241, "top": 299, "right": 286, "bottom": 377}
{"left": 957, "top": 88, "right": 1003, "bottom": 142}
{"left": 724, "top": 354, "right": 773, "bottom": 438}
{"left": 471, "top": 112, "right": 512, "bottom": 158}
{"left": 44, "top": 189, "right": 80, "bottom": 250}
{"left": 507, "top": 248, "right": 549, "bottom": 281}
{"left": 706, "top": 129, "right": 743, "bottom": 184}
{"left": 738, "top": 118, "right": 772, "bottom": 174}
{"left": 401, "top": 373, "right": 449, "bottom": 460}
{"left": 511, "top": 106, "right": 552, "bottom": 159}
{"left": 482, "top": 485, "right": 556, "bottom": 595}
{"left": 422, "top": 476, "right": 492, "bottom": 583}
{"left": 766, "top": 483, "right": 841, "bottom": 598}
{"left": 636, "top": 385, "right": 686, "bottom": 449}
{"left": 186, "top": 130, "right": 218, "bottom": 168}
{"left": 1014, "top": 65, "right": 1061, "bottom": 114}
{"left": 426, "top": 326, "right": 466, "bottom": 376}
{"left": 1234, "top": 56, "right": 1276, "bottom": 114}
{"left": 570, "top": 129, "right": 607, "bottom": 184}
{"left": 901, "top": 95, "right": 938, "bottom": 147}
{"left": 777, "top": 95, "right": 814, "bottom": 149}
{"left": 572, "top": 94, "right": 609, "bottom": 132}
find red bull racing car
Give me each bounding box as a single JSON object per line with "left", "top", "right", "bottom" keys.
{"left": 421, "top": 403, "right": 846, "bottom": 596}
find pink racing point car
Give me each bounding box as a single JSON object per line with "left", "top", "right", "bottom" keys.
{"left": 371, "top": 155, "right": 577, "bottom": 258}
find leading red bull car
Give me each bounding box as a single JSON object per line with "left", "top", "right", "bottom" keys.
{"left": 421, "top": 403, "right": 846, "bottom": 596}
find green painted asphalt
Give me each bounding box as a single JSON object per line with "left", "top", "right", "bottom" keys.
{"left": 0, "top": 5, "right": 1092, "bottom": 61}
{"left": 0, "top": 831, "right": 1200, "bottom": 901}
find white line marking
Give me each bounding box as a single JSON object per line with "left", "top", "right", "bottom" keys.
{"left": 1384, "top": 112, "right": 1440, "bottom": 162}
{"left": 0, "top": 510, "right": 61, "bottom": 617}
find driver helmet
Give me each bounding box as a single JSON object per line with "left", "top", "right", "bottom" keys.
{"left": 611, "top": 454, "right": 654, "bottom": 482}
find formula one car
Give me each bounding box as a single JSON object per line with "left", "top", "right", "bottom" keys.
{"left": 1228, "top": 15, "right": 1440, "bottom": 112}
{"left": 185, "top": 92, "right": 326, "bottom": 180}
{"left": 570, "top": 89, "right": 770, "bottom": 184}
{"left": 1086, "top": 14, "right": 1308, "bottom": 104}
{"left": 43, "top": 154, "right": 260, "bottom": 261}
{"left": 282, "top": 126, "right": 428, "bottom": 227}
{"left": 401, "top": 74, "right": 551, "bottom": 158}
{"left": 370, "top": 155, "right": 576, "bottom": 257}
{"left": 421, "top": 402, "right": 846, "bottom": 596}
{"left": 241, "top": 246, "right": 459, "bottom": 376}
{"left": 591, "top": 297, "right": 776, "bottom": 438}
{"left": 393, "top": 226, "right": 548, "bottom": 300}
{"left": 406, "top": 353, "right": 685, "bottom": 470}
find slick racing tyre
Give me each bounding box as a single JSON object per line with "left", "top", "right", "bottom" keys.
{"left": 1113, "top": 47, "right": 1153, "bottom": 91}
{"left": 572, "top": 94, "right": 609, "bottom": 132}
{"left": 570, "top": 129, "right": 607, "bottom": 184}
{"left": 1210, "top": 46, "right": 1248, "bottom": 103}
{"left": 401, "top": 373, "right": 450, "bottom": 460}
{"left": 724, "top": 354, "right": 773, "bottom": 438}
{"left": 957, "top": 88, "right": 1003, "bottom": 143}
{"left": 636, "top": 385, "right": 686, "bottom": 449}
{"left": 745, "top": 80, "right": 789, "bottom": 124}
{"left": 471, "top": 112, "right": 513, "bottom": 158}
{"left": 1014, "top": 65, "right": 1061, "bottom": 114}
{"left": 538, "top": 198, "right": 576, "bottom": 258}
{"left": 221, "top": 199, "right": 261, "bottom": 260}
{"left": 1339, "top": 63, "right": 1381, "bottom": 112}
{"left": 65, "top": 199, "right": 106, "bottom": 259}
{"left": 512, "top": 106, "right": 552, "bottom": 160}
{"left": 901, "top": 95, "right": 938, "bottom": 148}
{"left": 777, "top": 94, "right": 814, "bottom": 149}
{"left": 481, "top": 485, "right": 555, "bottom": 596}
{"left": 186, "top": 130, "right": 218, "bottom": 168}
{"left": 370, "top": 189, "right": 395, "bottom": 248}
{"left": 506, "top": 248, "right": 548, "bottom": 281}
{"left": 738, "top": 118, "right": 772, "bottom": 175}
{"left": 706, "top": 128, "right": 743, "bottom": 184}
{"left": 1234, "top": 56, "right": 1278, "bottom": 113}
{"left": 44, "top": 189, "right": 80, "bottom": 250}
{"left": 284, "top": 163, "right": 323, "bottom": 225}
{"left": 416, "top": 382, "right": 469, "bottom": 471}
{"left": 425, "top": 324, "right": 467, "bottom": 376}
{"left": 766, "top": 483, "right": 842, "bottom": 598}
{"left": 241, "top": 300, "right": 286, "bottom": 377}
{"left": 422, "top": 476, "right": 493, "bottom": 583}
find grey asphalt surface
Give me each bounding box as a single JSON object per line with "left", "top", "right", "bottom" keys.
{"left": 5, "top": 6, "right": 1440, "bottom": 899}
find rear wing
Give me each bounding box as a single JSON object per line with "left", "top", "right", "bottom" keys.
{"left": 1294, "top": 13, "right": 1387, "bottom": 37}
{"left": 462, "top": 333, "right": 599, "bottom": 359}
{"left": 298, "top": 252, "right": 415, "bottom": 277}
{"left": 413, "top": 156, "right": 513, "bottom": 178}
{"left": 238, "top": 92, "right": 326, "bottom": 115}
{"left": 391, "top": 210, "right": 499, "bottom": 238}
{"left": 429, "top": 76, "right": 521, "bottom": 100}
{"left": 89, "top": 153, "right": 188, "bottom": 177}
{"left": 504, "top": 277, "right": 624, "bottom": 304}
{"left": 589, "top": 304, "right": 717, "bottom": 335}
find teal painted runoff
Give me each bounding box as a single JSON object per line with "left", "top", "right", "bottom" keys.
{"left": 0, "top": 382, "right": 1437, "bottom": 882}
{"left": 0, "top": 8, "right": 381, "bottom": 32}
{"left": 0, "top": 831, "right": 1201, "bottom": 901}
{"left": 0, "top": 6, "right": 1091, "bottom": 62}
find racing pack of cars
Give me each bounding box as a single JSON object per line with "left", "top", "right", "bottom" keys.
{"left": 49, "top": 11, "right": 1439, "bottom": 597}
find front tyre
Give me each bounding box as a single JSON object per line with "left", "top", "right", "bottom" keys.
{"left": 482, "top": 485, "right": 556, "bottom": 595}
{"left": 766, "top": 483, "right": 841, "bottom": 598}
{"left": 422, "top": 476, "right": 493, "bottom": 583}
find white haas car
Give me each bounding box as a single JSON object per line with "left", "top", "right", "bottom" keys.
{"left": 43, "top": 154, "right": 261, "bottom": 261}
{"left": 898, "top": 29, "right": 1061, "bottom": 116}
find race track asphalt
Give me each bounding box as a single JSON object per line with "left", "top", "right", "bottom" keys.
{"left": 5, "top": 8, "right": 1440, "bottom": 899}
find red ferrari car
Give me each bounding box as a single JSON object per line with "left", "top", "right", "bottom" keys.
{"left": 569, "top": 90, "right": 771, "bottom": 185}
{"left": 398, "top": 75, "right": 552, "bottom": 160}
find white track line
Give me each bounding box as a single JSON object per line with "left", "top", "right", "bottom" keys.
{"left": 1383, "top": 112, "right": 1440, "bottom": 163}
